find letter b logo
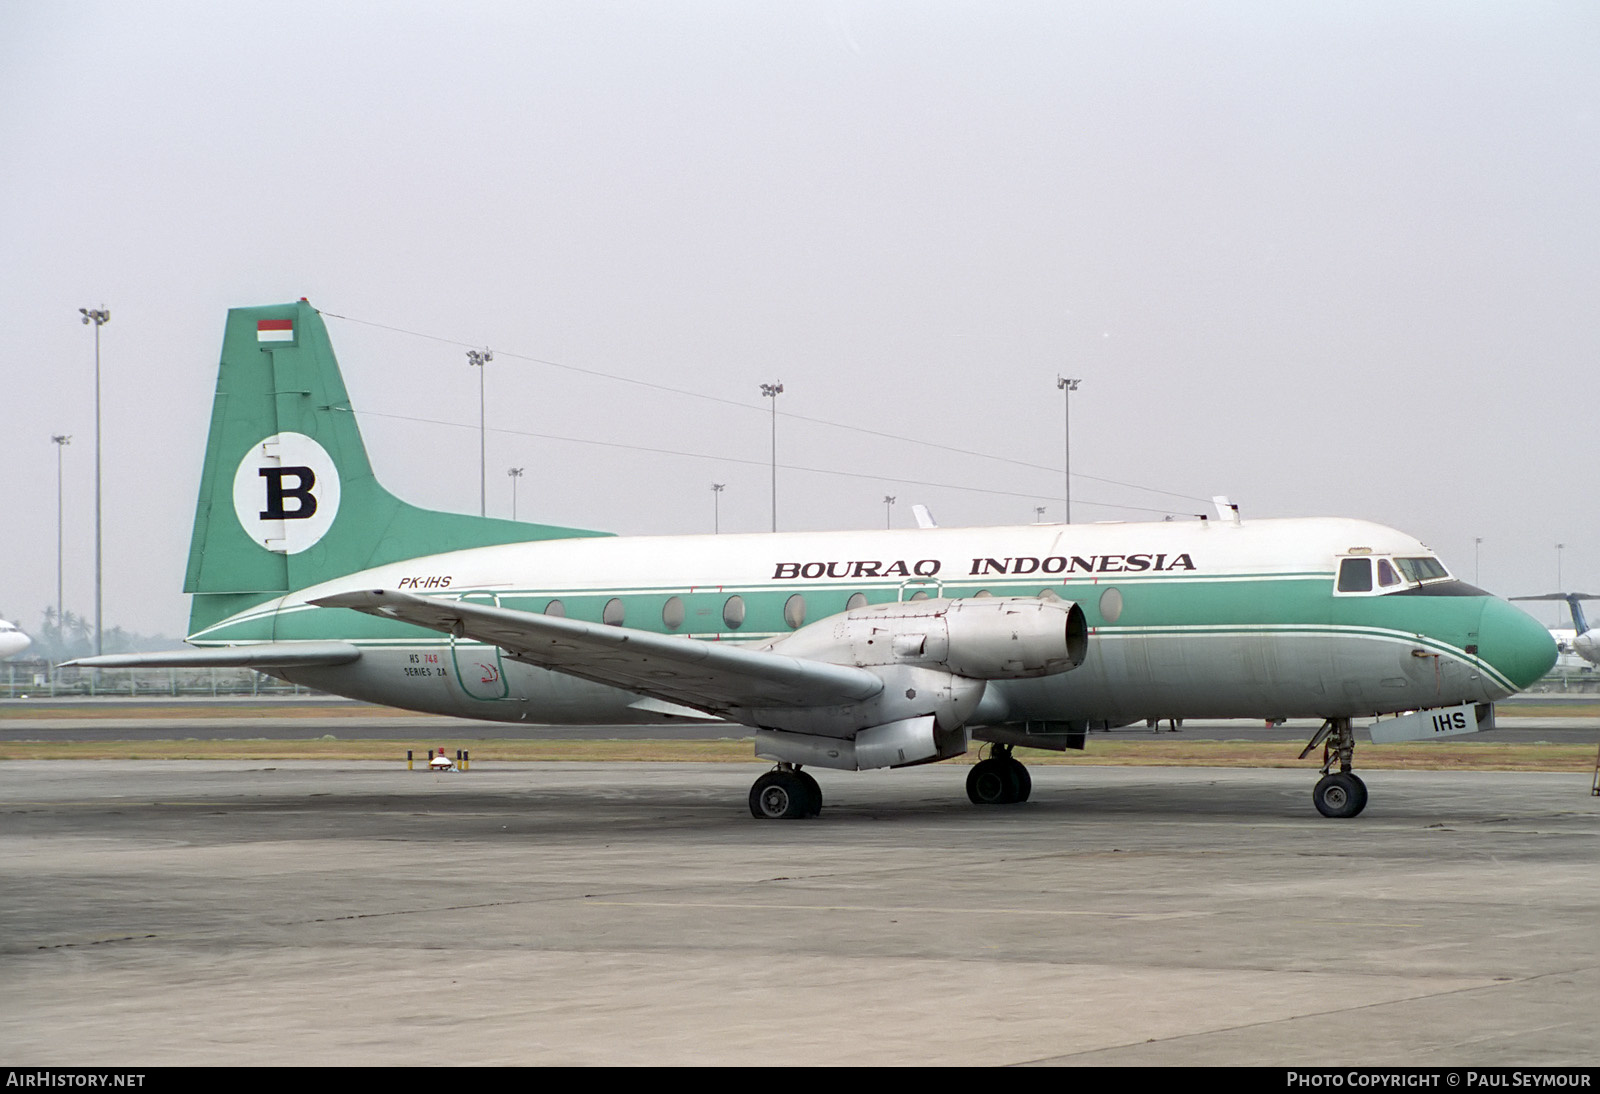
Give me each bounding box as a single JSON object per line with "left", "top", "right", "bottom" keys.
{"left": 259, "top": 466, "right": 318, "bottom": 520}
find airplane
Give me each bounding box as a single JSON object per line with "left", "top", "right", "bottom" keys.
{"left": 1509, "top": 593, "right": 1600, "bottom": 668}
{"left": 0, "top": 619, "right": 31, "bottom": 660}
{"left": 70, "top": 300, "right": 1558, "bottom": 820}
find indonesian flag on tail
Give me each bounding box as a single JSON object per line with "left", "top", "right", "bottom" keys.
{"left": 257, "top": 319, "right": 294, "bottom": 343}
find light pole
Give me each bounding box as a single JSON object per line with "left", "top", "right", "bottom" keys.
{"left": 52, "top": 434, "right": 71, "bottom": 628}
{"left": 1056, "top": 376, "right": 1081, "bottom": 524}
{"left": 466, "top": 349, "right": 492, "bottom": 517}
{"left": 79, "top": 307, "right": 109, "bottom": 655}
{"left": 712, "top": 483, "right": 725, "bottom": 534}
{"left": 1035, "top": 506, "right": 1046, "bottom": 523}
{"left": 1554, "top": 543, "right": 1567, "bottom": 628}
{"left": 760, "top": 382, "right": 783, "bottom": 532}
{"left": 508, "top": 467, "right": 524, "bottom": 520}
{"left": 884, "top": 495, "right": 896, "bottom": 529}
{"left": 1474, "top": 537, "right": 1483, "bottom": 586}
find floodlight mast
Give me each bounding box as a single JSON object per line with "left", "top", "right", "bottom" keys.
{"left": 507, "top": 467, "right": 524, "bottom": 520}
{"left": 1056, "top": 375, "right": 1081, "bottom": 524}
{"left": 760, "top": 382, "right": 783, "bottom": 532}
{"left": 51, "top": 434, "right": 71, "bottom": 629}
{"left": 466, "top": 349, "right": 492, "bottom": 517}
{"left": 79, "top": 307, "right": 109, "bottom": 655}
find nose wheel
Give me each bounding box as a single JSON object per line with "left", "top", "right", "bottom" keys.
{"left": 1301, "top": 718, "right": 1369, "bottom": 818}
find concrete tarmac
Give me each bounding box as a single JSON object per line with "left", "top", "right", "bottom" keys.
{"left": 4, "top": 759, "right": 1598, "bottom": 1066}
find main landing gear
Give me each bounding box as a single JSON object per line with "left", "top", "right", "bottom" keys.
{"left": 749, "top": 764, "right": 822, "bottom": 819}
{"left": 966, "top": 743, "right": 1032, "bottom": 805}
{"left": 1299, "top": 717, "right": 1368, "bottom": 818}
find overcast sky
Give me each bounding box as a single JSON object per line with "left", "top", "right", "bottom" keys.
{"left": 2, "top": 1, "right": 1596, "bottom": 639}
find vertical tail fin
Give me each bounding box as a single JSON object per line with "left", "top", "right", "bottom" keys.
{"left": 184, "top": 300, "right": 607, "bottom": 635}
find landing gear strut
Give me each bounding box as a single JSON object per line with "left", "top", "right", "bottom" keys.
{"left": 1300, "top": 717, "right": 1368, "bottom": 818}
{"left": 749, "top": 764, "right": 822, "bottom": 819}
{"left": 966, "top": 744, "right": 1032, "bottom": 805}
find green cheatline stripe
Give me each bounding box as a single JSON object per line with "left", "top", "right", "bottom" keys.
{"left": 194, "top": 573, "right": 1343, "bottom": 637}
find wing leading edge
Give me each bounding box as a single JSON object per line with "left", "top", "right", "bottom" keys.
{"left": 309, "top": 588, "right": 884, "bottom": 718}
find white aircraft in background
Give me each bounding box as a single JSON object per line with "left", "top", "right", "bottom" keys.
{"left": 1510, "top": 593, "right": 1600, "bottom": 669}
{"left": 71, "top": 300, "right": 1557, "bottom": 820}
{"left": 0, "top": 619, "right": 32, "bottom": 659}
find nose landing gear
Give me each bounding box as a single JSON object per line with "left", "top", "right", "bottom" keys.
{"left": 1301, "top": 717, "right": 1369, "bottom": 818}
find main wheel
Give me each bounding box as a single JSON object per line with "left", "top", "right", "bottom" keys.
{"left": 750, "top": 770, "right": 810, "bottom": 819}
{"left": 1313, "top": 772, "right": 1367, "bottom": 818}
{"left": 966, "top": 758, "right": 1021, "bottom": 805}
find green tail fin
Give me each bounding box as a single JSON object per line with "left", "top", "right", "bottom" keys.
{"left": 184, "top": 300, "right": 608, "bottom": 635}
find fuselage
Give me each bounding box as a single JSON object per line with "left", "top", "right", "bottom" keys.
{"left": 0, "top": 621, "right": 31, "bottom": 660}
{"left": 188, "top": 516, "right": 1556, "bottom": 726}
{"left": 1573, "top": 629, "right": 1600, "bottom": 666}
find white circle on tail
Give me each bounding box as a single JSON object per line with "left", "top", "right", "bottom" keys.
{"left": 232, "top": 432, "right": 341, "bottom": 554}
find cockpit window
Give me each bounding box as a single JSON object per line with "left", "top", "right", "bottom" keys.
{"left": 1377, "top": 558, "right": 1402, "bottom": 587}
{"left": 1337, "top": 557, "right": 1373, "bottom": 592}
{"left": 1395, "top": 557, "right": 1450, "bottom": 584}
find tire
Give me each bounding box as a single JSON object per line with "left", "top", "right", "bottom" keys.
{"left": 1346, "top": 773, "right": 1368, "bottom": 815}
{"left": 967, "top": 758, "right": 1019, "bottom": 805}
{"left": 1010, "top": 758, "right": 1032, "bottom": 803}
{"left": 795, "top": 770, "right": 823, "bottom": 818}
{"left": 1313, "top": 772, "right": 1367, "bottom": 819}
{"left": 750, "top": 771, "right": 808, "bottom": 819}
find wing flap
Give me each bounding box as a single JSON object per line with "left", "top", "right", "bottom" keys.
{"left": 310, "top": 589, "right": 883, "bottom": 714}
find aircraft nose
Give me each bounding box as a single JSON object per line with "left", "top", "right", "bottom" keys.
{"left": 1477, "top": 597, "right": 1558, "bottom": 694}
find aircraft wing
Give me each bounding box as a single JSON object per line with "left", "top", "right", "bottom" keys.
{"left": 311, "top": 588, "right": 884, "bottom": 717}
{"left": 65, "top": 642, "right": 363, "bottom": 669}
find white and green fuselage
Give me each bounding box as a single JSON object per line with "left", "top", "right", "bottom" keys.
{"left": 189, "top": 516, "right": 1551, "bottom": 728}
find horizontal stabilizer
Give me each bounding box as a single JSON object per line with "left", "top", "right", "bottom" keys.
{"left": 1510, "top": 593, "right": 1600, "bottom": 636}
{"left": 310, "top": 588, "right": 884, "bottom": 717}
{"left": 65, "top": 642, "right": 363, "bottom": 670}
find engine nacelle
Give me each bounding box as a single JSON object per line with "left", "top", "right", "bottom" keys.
{"left": 764, "top": 596, "right": 1087, "bottom": 680}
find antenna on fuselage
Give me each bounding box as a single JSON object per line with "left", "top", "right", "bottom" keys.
{"left": 1212, "top": 496, "right": 1241, "bottom": 524}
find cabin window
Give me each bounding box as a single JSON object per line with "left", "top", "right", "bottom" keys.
{"left": 1037, "top": 588, "right": 1061, "bottom": 601}
{"left": 846, "top": 592, "right": 868, "bottom": 611}
{"left": 603, "top": 598, "right": 625, "bottom": 626}
{"left": 783, "top": 594, "right": 806, "bottom": 629}
{"left": 661, "top": 596, "right": 685, "bottom": 630}
{"left": 1099, "top": 587, "right": 1124, "bottom": 624}
{"left": 908, "top": 590, "right": 930, "bottom": 601}
{"left": 722, "top": 595, "right": 745, "bottom": 630}
{"left": 1337, "top": 558, "right": 1373, "bottom": 593}
{"left": 972, "top": 589, "right": 992, "bottom": 598}
{"left": 543, "top": 599, "right": 566, "bottom": 617}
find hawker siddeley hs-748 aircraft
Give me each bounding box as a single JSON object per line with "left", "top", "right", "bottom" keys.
{"left": 73, "top": 301, "right": 1557, "bottom": 819}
